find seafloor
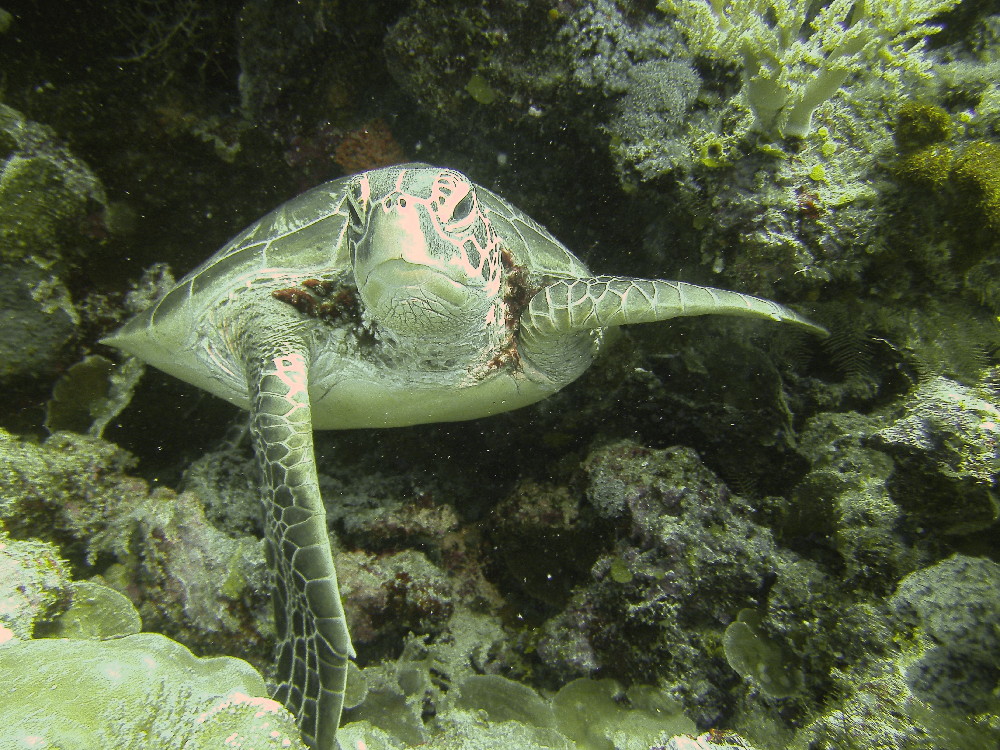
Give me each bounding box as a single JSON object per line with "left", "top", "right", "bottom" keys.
{"left": 1, "top": 2, "right": 998, "bottom": 749}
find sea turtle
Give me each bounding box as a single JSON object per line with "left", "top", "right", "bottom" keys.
{"left": 103, "top": 164, "right": 826, "bottom": 749}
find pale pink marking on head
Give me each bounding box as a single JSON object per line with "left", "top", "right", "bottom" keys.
{"left": 357, "top": 172, "right": 372, "bottom": 209}
{"left": 378, "top": 168, "right": 504, "bottom": 299}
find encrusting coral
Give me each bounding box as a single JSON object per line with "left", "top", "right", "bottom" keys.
{"left": 2, "top": 634, "right": 305, "bottom": 749}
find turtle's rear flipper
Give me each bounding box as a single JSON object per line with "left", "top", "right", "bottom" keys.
{"left": 247, "top": 344, "right": 354, "bottom": 750}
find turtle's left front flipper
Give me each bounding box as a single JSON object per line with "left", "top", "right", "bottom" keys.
{"left": 246, "top": 342, "right": 354, "bottom": 750}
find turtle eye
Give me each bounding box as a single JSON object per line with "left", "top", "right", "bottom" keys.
{"left": 450, "top": 193, "right": 474, "bottom": 225}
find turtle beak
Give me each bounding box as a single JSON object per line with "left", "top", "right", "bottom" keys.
{"left": 362, "top": 259, "right": 470, "bottom": 309}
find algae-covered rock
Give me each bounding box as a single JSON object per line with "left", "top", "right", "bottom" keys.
{"left": 0, "top": 103, "right": 109, "bottom": 383}
{"left": 874, "top": 376, "right": 1000, "bottom": 536}
{"left": 786, "top": 554, "right": 1000, "bottom": 749}
{"left": 0, "top": 426, "right": 141, "bottom": 541}
{"left": 790, "top": 653, "right": 1000, "bottom": 749}
{"left": 541, "top": 440, "right": 784, "bottom": 725}
{"left": 0, "top": 104, "right": 107, "bottom": 263}
{"left": 0, "top": 632, "right": 305, "bottom": 749}
{"left": 877, "top": 376, "right": 1000, "bottom": 484}
{"left": 0, "top": 532, "right": 72, "bottom": 640}
{"left": 0, "top": 260, "right": 78, "bottom": 382}
{"left": 0, "top": 428, "right": 270, "bottom": 661}
{"left": 792, "top": 412, "right": 912, "bottom": 590}
{"left": 44, "top": 354, "right": 115, "bottom": 433}
{"left": 890, "top": 554, "right": 1000, "bottom": 714}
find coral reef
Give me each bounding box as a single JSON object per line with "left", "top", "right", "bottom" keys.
{"left": 538, "top": 440, "right": 789, "bottom": 725}
{"left": 341, "top": 661, "right": 700, "bottom": 750}
{"left": 384, "top": 0, "right": 693, "bottom": 171}
{"left": 605, "top": 59, "right": 702, "bottom": 182}
{"left": 0, "top": 428, "right": 272, "bottom": 664}
{"left": 722, "top": 608, "right": 801, "bottom": 699}
{"left": 1, "top": 519, "right": 303, "bottom": 748}
{"left": 2, "top": 2, "right": 999, "bottom": 749}
{"left": 36, "top": 579, "right": 143, "bottom": 640}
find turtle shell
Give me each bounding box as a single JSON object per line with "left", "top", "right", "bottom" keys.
{"left": 478, "top": 185, "right": 592, "bottom": 286}
{"left": 102, "top": 175, "right": 358, "bottom": 404}
{"left": 102, "top": 167, "right": 592, "bottom": 418}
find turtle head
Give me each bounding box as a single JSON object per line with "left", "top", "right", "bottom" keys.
{"left": 348, "top": 166, "right": 504, "bottom": 339}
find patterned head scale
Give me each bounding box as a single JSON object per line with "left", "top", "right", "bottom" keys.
{"left": 348, "top": 166, "right": 506, "bottom": 336}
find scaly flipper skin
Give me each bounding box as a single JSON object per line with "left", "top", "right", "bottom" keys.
{"left": 523, "top": 276, "right": 828, "bottom": 335}
{"left": 247, "top": 342, "right": 354, "bottom": 750}
{"left": 518, "top": 276, "right": 827, "bottom": 383}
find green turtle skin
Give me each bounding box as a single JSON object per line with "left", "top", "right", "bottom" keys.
{"left": 103, "top": 164, "right": 825, "bottom": 749}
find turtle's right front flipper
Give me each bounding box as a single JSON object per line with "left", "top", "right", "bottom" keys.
{"left": 246, "top": 342, "right": 354, "bottom": 750}
{"left": 523, "top": 276, "right": 827, "bottom": 336}
{"left": 517, "top": 275, "right": 827, "bottom": 382}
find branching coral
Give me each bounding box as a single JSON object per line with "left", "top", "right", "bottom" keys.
{"left": 658, "top": 0, "right": 962, "bottom": 138}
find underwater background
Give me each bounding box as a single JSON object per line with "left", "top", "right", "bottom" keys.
{"left": 1, "top": 1, "right": 998, "bottom": 748}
